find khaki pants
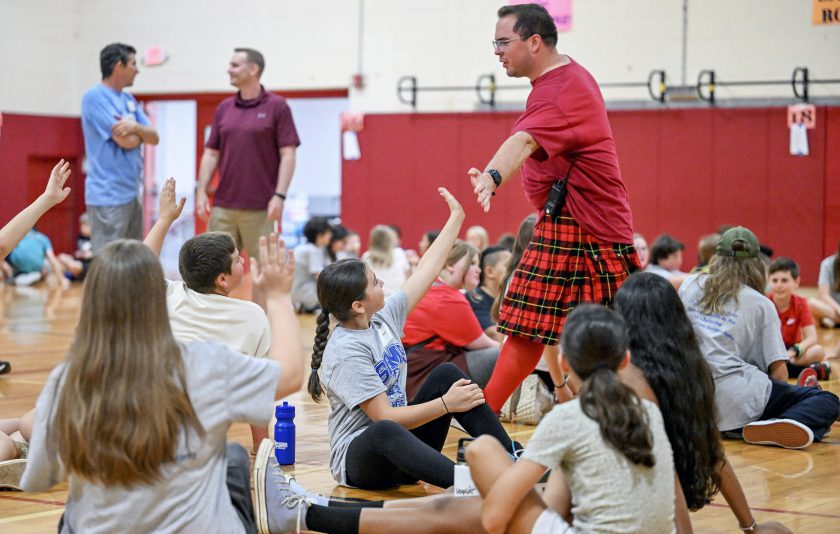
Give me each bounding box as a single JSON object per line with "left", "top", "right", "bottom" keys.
{"left": 208, "top": 207, "right": 273, "bottom": 258}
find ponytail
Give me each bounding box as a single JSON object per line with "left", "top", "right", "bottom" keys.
{"left": 578, "top": 367, "right": 656, "bottom": 467}
{"left": 561, "top": 304, "right": 656, "bottom": 468}
{"left": 308, "top": 309, "right": 330, "bottom": 402}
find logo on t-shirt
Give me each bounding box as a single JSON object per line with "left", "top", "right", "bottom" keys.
{"left": 786, "top": 318, "right": 797, "bottom": 326}
{"left": 258, "top": 112, "right": 267, "bottom": 119}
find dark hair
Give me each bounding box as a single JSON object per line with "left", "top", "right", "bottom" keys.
{"left": 478, "top": 245, "right": 508, "bottom": 288}
{"left": 561, "top": 305, "right": 655, "bottom": 467}
{"left": 100, "top": 43, "right": 136, "bottom": 79}
{"left": 178, "top": 232, "right": 236, "bottom": 294}
{"left": 308, "top": 259, "right": 369, "bottom": 402}
{"left": 496, "top": 232, "right": 516, "bottom": 251}
{"left": 497, "top": 4, "right": 558, "bottom": 47}
{"left": 493, "top": 214, "right": 536, "bottom": 320}
{"left": 833, "top": 242, "right": 840, "bottom": 293}
{"left": 768, "top": 256, "right": 800, "bottom": 279}
{"left": 388, "top": 225, "right": 402, "bottom": 239}
{"left": 327, "top": 224, "right": 349, "bottom": 262}
{"left": 696, "top": 234, "right": 720, "bottom": 267}
{"left": 234, "top": 47, "right": 265, "bottom": 76}
{"left": 650, "top": 234, "right": 684, "bottom": 265}
{"left": 614, "top": 273, "right": 723, "bottom": 510}
{"left": 303, "top": 217, "right": 332, "bottom": 244}
{"left": 424, "top": 230, "right": 440, "bottom": 246}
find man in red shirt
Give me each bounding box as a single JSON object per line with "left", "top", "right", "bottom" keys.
{"left": 469, "top": 4, "right": 639, "bottom": 411}
{"left": 196, "top": 48, "right": 300, "bottom": 307}
{"left": 767, "top": 257, "right": 831, "bottom": 381}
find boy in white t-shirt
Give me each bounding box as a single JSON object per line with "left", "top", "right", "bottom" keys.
{"left": 144, "top": 179, "right": 273, "bottom": 449}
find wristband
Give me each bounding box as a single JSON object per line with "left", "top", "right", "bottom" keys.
{"left": 440, "top": 396, "right": 449, "bottom": 414}
{"left": 274, "top": 192, "right": 287, "bottom": 200}
{"left": 554, "top": 376, "right": 567, "bottom": 389}
{"left": 738, "top": 520, "right": 756, "bottom": 532}
{"left": 791, "top": 344, "right": 801, "bottom": 358}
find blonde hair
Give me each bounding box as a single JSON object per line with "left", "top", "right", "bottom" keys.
{"left": 466, "top": 225, "right": 489, "bottom": 252}
{"left": 698, "top": 254, "right": 766, "bottom": 314}
{"left": 446, "top": 240, "right": 479, "bottom": 270}
{"left": 366, "top": 225, "right": 397, "bottom": 268}
{"left": 52, "top": 240, "right": 203, "bottom": 486}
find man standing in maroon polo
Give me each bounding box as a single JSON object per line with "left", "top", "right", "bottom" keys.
{"left": 196, "top": 47, "right": 300, "bottom": 307}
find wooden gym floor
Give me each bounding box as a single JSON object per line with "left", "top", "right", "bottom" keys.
{"left": 0, "top": 282, "right": 838, "bottom": 532}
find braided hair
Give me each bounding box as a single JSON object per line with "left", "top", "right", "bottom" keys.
{"left": 308, "top": 259, "right": 368, "bottom": 402}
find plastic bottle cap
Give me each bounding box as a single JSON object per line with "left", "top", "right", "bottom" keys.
{"left": 275, "top": 401, "right": 295, "bottom": 418}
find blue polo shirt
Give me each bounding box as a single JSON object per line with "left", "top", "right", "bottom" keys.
{"left": 7, "top": 230, "right": 52, "bottom": 273}
{"left": 81, "top": 84, "right": 150, "bottom": 206}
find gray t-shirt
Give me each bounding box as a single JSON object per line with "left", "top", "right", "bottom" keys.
{"left": 523, "top": 399, "right": 675, "bottom": 534}
{"left": 319, "top": 290, "right": 409, "bottom": 486}
{"left": 679, "top": 274, "right": 784, "bottom": 430}
{"left": 21, "top": 341, "right": 280, "bottom": 534}
{"left": 818, "top": 255, "right": 840, "bottom": 304}
{"left": 292, "top": 242, "right": 328, "bottom": 310}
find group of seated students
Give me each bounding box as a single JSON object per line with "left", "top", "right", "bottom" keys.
{"left": 1, "top": 163, "right": 838, "bottom": 534}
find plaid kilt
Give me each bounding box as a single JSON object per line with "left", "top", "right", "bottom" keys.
{"left": 497, "top": 209, "right": 639, "bottom": 345}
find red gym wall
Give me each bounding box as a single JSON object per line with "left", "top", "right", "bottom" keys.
{"left": 342, "top": 106, "right": 840, "bottom": 284}
{"left": 1, "top": 105, "right": 836, "bottom": 283}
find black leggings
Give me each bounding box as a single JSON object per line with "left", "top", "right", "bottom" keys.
{"left": 344, "top": 363, "right": 513, "bottom": 489}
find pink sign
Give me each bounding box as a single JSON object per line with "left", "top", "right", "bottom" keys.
{"left": 508, "top": 0, "right": 572, "bottom": 31}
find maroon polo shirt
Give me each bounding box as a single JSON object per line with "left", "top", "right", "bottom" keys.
{"left": 206, "top": 86, "right": 300, "bottom": 210}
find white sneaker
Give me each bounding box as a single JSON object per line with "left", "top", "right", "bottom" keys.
{"left": 253, "top": 439, "right": 324, "bottom": 534}
{"left": 743, "top": 419, "right": 814, "bottom": 449}
{"left": 0, "top": 459, "right": 26, "bottom": 490}
{"left": 14, "top": 272, "right": 41, "bottom": 286}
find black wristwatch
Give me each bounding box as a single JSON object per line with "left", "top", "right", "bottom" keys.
{"left": 486, "top": 168, "right": 502, "bottom": 195}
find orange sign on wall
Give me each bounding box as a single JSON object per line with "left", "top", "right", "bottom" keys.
{"left": 813, "top": 0, "right": 840, "bottom": 25}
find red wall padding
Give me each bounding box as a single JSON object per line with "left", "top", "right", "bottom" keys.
{"left": 0, "top": 113, "right": 86, "bottom": 255}
{"left": 342, "top": 106, "right": 837, "bottom": 284}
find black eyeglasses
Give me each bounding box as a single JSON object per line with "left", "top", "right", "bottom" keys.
{"left": 492, "top": 36, "right": 528, "bottom": 51}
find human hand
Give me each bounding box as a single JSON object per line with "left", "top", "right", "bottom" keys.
{"left": 196, "top": 189, "right": 211, "bottom": 222}
{"left": 437, "top": 187, "right": 464, "bottom": 219}
{"left": 111, "top": 116, "right": 138, "bottom": 138}
{"left": 753, "top": 521, "right": 792, "bottom": 534}
{"left": 267, "top": 195, "right": 284, "bottom": 225}
{"left": 158, "top": 178, "right": 186, "bottom": 223}
{"left": 787, "top": 348, "right": 798, "bottom": 361}
{"left": 42, "top": 159, "right": 72, "bottom": 207}
{"left": 468, "top": 167, "right": 495, "bottom": 213}
{"left": 442, "top": 378, "right": 485, "bottom": 413}
{"left": 251, "top": 233, "right": 294, "bottom": 297}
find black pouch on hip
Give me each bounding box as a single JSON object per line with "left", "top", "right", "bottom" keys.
{"left": 543, "top": 160, "right": 575, "bottom": 218}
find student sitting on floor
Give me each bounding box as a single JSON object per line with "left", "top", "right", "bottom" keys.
{"left": 21, "top": 231, "right": 304, "bottom": 533}
{"left": 401, "top": 240, "right": 500, "bottom": 400}
{"left": 362, "top": 225, "right": 410, "bottom": 298}
{"left": 679, "top": 227, "right": 839, "bottom": 449}
{"left": 645, "top": 233, "right": 688, "bottom": 286}
{"left": 307, "top": 188, "right": 515, "bottom": 492}
{"left": 0, "top": 408, "right": 35, "bottom": 490}
{"left": 0, "top": 160, "right": 72, "bottom": 375}
{"left": 690, "top": 233, "right": 720, "bottom": 274}
{"left": 766, "top": 257, "right": 831, "bottom": 382}
{"left": 56, "top": 211, "right": 93, "bottom": 281}
{"left": 144, "top": 178, "right": 274, "bottom": 450}
{"left": 468, "top": 245, "right": 511, "bottom": 342}
{"left": 292, "top": 216, "right": 332, "bottom": 313}
{"left": 809, "top": 241, "right": 840, "bottom": 329}
{"left": 3, "top": 228, "right": 68, "bottom": 289}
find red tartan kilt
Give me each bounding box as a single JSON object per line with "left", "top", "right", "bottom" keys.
{"left": 497, "top": 209, "right": 639, "bottom": 345}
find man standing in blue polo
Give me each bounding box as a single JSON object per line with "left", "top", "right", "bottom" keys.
{"left": 81, "top": 43, "right": 159, "bottom": 253}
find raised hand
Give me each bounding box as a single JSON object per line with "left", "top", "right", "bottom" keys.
{"left": 442, "top": 378, "right": 485, "bottom": 413}
{"left": 437, "top": 187, "right": 464, "bottom": 217}
{"left": 43, "top": 159, "right": 72, "bottom": 207}
{"left": 251, "top": 233, "right": 295, "bottom": 297}
{"left": 158, "top": 178, "right": 186, "bottom": 223}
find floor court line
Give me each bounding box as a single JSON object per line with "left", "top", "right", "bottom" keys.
{"left": 707, "top": 502, "right": 840, "bottom": 520}
{"left": 0, "top": 494, "right": 66, "bottom": 507}
{"left": 0, "top": 508, "right": 64, "bottom": 524}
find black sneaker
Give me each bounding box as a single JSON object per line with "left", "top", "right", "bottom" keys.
{"left": 0, "top": 361, "right": 10, "bottom": 375}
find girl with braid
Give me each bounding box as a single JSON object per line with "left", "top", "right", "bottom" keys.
{"left": 307, "top": 188, "right": 515, "bottom": 490}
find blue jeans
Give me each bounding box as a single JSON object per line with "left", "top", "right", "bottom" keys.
{"left": 759, "top": 380, "right": 839, "bottom": 441}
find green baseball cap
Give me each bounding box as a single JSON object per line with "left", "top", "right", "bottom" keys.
{"left": 716, "top": 226, "right": 760, "bottom": 258}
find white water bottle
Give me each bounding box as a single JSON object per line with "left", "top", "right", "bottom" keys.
{"left": 453, "top": 437, "right": 478, "bottom": 497}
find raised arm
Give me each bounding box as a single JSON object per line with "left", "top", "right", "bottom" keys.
{"left": 401, "top": 188, "right": 465, "bottom": 311}
{"left": 196, "top": 148, "right": 221, "bottom": 222}
{"left": 143, "top": 178, "right": 185, "bottom": 256}
{"left": 0, "top": 160, "right": 71, "bottom": 260}
{"left": 250, "top": 234, "right": 304, "bottom": 398}
{"left": 468, "top": 131, "right": 540, "bottom": 213}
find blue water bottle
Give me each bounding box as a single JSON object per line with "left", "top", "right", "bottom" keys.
{"left": 274, "top": 402, "right": 295, "bottom": 465}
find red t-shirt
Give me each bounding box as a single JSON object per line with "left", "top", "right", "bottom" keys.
{"left": 512, "top": 57, "right": 633, "bottom": 244}
{"left": 402, "top": 283, "right": 484, "bottom": 351}
{"left": 206, "top": 87, "right": 300, "bottom": 210}
{"left": 768, "top": 293, "right": 815, "bottom": 347}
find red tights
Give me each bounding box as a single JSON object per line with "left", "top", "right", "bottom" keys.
{"left": 484, "top": 335, "right": 545, "bottom": 412}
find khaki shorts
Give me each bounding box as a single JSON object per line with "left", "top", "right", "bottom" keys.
{"left": 209, "top": 207, "right": 273, "bottom": 258}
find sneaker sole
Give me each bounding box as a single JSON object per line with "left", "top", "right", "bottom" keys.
{"left": 743, "top": 420, "right": 813, "bottom": 449}
{"left": 253, "top": 439, "right": 274, "bottom": 534}
{"left": 797, "top": 368, "right": 818, "bottom": 387}
{"left": 0, "top": 459, "right": 27, "bottom": 490}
